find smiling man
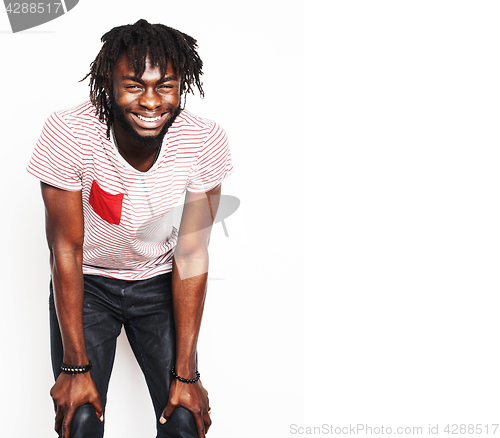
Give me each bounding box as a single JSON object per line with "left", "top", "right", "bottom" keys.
{"left": 27, "top": 20, "right": 233, "bottom": 438}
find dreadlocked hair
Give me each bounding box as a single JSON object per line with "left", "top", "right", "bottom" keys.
{"left": 82, "top": 19, "right": 204, "bottom": 137}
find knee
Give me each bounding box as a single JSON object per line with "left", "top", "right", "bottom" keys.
{"left": 62, "top": 404, "right": 103, "bottom": 438}
{"left": 171, "top": 406, "right": 196, "bottom": 424}
{"left": 159, "top": 407, "right": 198, "bottom": 438}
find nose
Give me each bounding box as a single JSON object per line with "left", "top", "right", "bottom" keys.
{"left": 139, "top": 87, "right": 161, "bottom": 110}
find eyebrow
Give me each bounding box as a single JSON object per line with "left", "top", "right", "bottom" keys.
{"left": 121, "top": 74, "right": 179, "bottom": 83}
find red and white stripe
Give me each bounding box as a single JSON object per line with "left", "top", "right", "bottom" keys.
{"left": 27, "top": 101, "right": 233, "bottom": 280}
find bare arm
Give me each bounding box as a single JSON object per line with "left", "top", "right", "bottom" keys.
{"left": 161, "top": 183, "right": 222, "bottom": 438}
{"left": 41, "top": 182, "right": 103, "bottom": 438}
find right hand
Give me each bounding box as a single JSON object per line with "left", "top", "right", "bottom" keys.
{"left": 50, "top": 372, "right": 103, "bottom": 438}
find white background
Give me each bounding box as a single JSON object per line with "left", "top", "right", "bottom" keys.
{"left": 3, "top": 1, "right": 500, "bottom": 438}
{"left": 0, "top": 1, "right": 303, "bottom": 437}
{"left": 305, "top": 0, "right": 500, "bottom": 436}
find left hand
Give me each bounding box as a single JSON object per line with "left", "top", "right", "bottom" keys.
{"left": 160, "top": 379, "right": 211, "bottom": 438}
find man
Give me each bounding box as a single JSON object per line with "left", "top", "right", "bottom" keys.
{"left": 27, "top": 19, "right": 233, "bottom": 438}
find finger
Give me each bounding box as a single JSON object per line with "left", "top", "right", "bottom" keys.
{"left": 194, "top": 410, "right": 206, "bottom": 438}
{"left": 61, "top": 408, "right": 75, "bottom": 438}
{"left": 90, "top": 394, "right": 104, "bottom": 422}
{"left": 54, "top": 406, "right": 64, "bottom": 433}
{"left": 203, "top": 409, "right": 212, "bottom": 433}
{"left": 204, "top": 394, "right": 211, "bottom": 432}
{"left": 160, "top": 402, "right": 175, "bottom": 424}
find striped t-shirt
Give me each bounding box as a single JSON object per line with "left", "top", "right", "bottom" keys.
{"left": 27, "top": 101, "right": 234, "bottom": 280}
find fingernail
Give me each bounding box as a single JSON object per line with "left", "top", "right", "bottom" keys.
{"left": 100, "top": 414, "right": 104, "bottom": 422}
{"left": 159, "top": 415, "right": 166, "bottom": 424}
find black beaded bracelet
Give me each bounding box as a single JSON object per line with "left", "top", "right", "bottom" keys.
{"left": 171, "top": 367, "right": 200, "bottom": 384}
{"left": 61, "top": 360, "right": 93, "bottom": 374}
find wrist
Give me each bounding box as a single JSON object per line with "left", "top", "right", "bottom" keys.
{"left": 62, "top": 351, "right": 89, "bottom": 366}
{"left": 171, "top": 366, "right": 200, "bottom": 383}
{"left": 174, "top": 362, "right": 197, "bottom": 379}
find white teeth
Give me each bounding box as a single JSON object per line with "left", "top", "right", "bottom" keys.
{"left": 136, "top": 114, "right": 161, "bottom": 122}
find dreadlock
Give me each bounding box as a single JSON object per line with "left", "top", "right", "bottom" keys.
{"left": 82, "top": 19, "right": 204, "bottom": 137}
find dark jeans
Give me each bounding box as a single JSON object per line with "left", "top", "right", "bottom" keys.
{"left": 49, "top": 273, "right": 198, "bottom": 438}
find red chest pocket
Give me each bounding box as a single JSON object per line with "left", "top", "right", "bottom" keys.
{"left": 89, "top": 180, "right": 124, "bottom": 225}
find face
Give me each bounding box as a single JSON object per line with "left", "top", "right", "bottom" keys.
{"left": 109, "top": 52, "right": 181, "bottom": 149}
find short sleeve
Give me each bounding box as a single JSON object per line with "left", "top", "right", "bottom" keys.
{"left": 27, "top": 111, "right": 83, "bottom": 191}
{"left": 187, "top": 122, "right": 234, "bottom": 193}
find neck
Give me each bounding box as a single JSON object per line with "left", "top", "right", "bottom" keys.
{"left": 112, "top": 124, "right": 162, "bottom": 172}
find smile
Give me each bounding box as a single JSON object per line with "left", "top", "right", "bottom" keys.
{"left": 136, "top": 114, "right": 163, "bottom": 122}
